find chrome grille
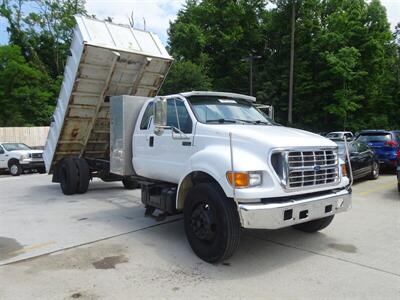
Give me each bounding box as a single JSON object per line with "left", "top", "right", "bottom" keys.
{"left": 32, "top": 153, "right": 43, "bottom": 159}
{"left": 286, "top": 150, "right": 339, "bottom": 189}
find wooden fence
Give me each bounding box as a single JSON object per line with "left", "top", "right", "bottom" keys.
{"left": 0, "top": 127, "right": 49, "bottom": 148}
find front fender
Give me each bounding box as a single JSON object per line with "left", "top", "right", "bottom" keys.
{"left": 189, "top": 144, "right": 269, "bottom": 198}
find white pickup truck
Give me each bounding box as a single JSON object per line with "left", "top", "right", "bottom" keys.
{"left": 0, "top": 142, "right": 45, "bottom": 176}
{"left": 44, "top": 16, "right": 352, "bottom": 262}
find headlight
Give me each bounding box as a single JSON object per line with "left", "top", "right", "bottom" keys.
{"left": 20, "top": 154, "right": 30, "bottom": 160}
{"left": 226, "top": 171, "right": 262, "bottom": 188}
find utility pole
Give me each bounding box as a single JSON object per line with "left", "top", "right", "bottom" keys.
{"left": 288, "top": 0, "right": 295, "bottom": 124}
{"left": 241, "top": 54, "right": 261, "bottom": 96}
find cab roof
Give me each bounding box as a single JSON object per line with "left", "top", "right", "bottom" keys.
{"left": 179, "top": 91, "right": 256, "bottom": 103}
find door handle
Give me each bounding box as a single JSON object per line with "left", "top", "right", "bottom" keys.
{"left": 149, "top": 136, "right": 154, "bottom": 147}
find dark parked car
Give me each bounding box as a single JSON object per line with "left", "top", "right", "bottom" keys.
{"left": 355, "top": 130, "right": 400, "bottom": 168}
{"left": 334, "top": 140, "right": 379, "bottom": 180}
{"left": 397, "top": 151, "right": 400, "bottom": 192}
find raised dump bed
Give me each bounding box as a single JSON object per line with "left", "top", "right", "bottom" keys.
{"left": 44, "top": 15, "right": 172, "bottom": 172}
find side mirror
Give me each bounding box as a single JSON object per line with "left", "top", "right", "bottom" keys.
{"left": 0, "top": 149, "right": 4, "bottom": 154}
{"left": 153, "top": 97, "right": 167, "bottom": 136}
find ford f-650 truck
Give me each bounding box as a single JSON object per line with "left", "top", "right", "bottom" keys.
{"left": 44, "top": 16, "right": 352, "bottom": 263}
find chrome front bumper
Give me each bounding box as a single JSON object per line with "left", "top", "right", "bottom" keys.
{"left": 238, "top": 189, "right": 351, "bottom": 229}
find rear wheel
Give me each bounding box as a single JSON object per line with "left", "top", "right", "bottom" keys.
{"left": 293, "top": 215, "right": 334, "bottom": 233}
{"left": 122, "top": 178, "right": 139, "bottom": 189}
{"left": 183, "top": 183, "right": 241, "bottom": 263}
{"left": 38, "top": 167, "right": 46, "bottom": 174}
{"left": 59, "top": 157, "right": 78, "bottom": 195}
{"left": 368, "top": 161, "right": 379, "bottom": 180}
{"left": 74, "top": 158, "right": 90, "bottom": 194}
{"left": 9, "top": 161, "right": 22, "bottom": 176}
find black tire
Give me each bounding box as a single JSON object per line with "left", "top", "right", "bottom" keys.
{"left": 122, "top": 178, "right": 139, "bottom": 189}
{"left": 38, "top": 167, "right": 46, "bottom": 174}
{"left": 74, "top": 158, "right": 90, "bottom": 194}
{"left": 183, "top": 183, "right": 241, "bottom": 263}
{"left": 59, "top": 157, "right": 78, "bottom": 195}
{"left": 9, "top": 161, "right": 22, "bottom": 176}
{"left": 293, "top": 215, "right": 334, "bottom": 233}
{"left": 368, "top": 161, "right": 379, "bottom": 180}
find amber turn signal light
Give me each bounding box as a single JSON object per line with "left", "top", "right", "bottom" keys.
{"left": 341, "top": 164, "right": 348, "bottom": 177}
{"left": 226, "top": 172, "right": 250, "bottom": 188}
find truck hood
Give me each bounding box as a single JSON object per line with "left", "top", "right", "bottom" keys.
{"left": 9, "top": 149, "right": 43, "bottom": 155}
{"left": 200, "top": 124, "right": 337, "bottom": 148}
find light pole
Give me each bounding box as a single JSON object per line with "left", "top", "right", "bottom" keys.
{"left": 241, "top": 54, "right": 261, "bottom": 96}
{"left": 288, "top": 0, "right": 296, "bottom": 124}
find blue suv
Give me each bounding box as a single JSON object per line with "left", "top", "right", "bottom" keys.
{"left": 356, "top": 130, "right": 400, "bottom": 168}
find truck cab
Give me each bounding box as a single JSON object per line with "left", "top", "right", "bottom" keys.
{"left": 128, "top": 91, "right": 351, "bottom": 262}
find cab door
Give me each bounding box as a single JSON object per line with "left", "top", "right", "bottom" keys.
{"left": 149, "top": 98, "right": 196, "bottom": 183}
{"left": 349, "top": 143, "right": 361, "bottom": 178}
{"left": 132, "top": 101, "right": 157, "bottom": 177}
{"left": 0, "top": 145, "right": 7, "bottom": 169}
{"left": 357, "top": 142, "right": 374, "bottom": 175}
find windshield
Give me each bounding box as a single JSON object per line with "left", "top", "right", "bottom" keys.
{"left": 327, "top": 133, "right": 341, "bottom": 138}
{"left": 187, "top": 96, "right": 273, "bottom": 125}
{"left": 2, "top": 143, "right": 31, "bottom": 151}
{"left": 357, "top": 133, "right": 391, "bottom": 143}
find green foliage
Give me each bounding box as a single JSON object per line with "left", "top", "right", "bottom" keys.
{"left": 168, "top": 0, "right": 267, "bottom": 93}
{"left": 0, "top": 0, "right": 86, "bottom": 126}
{"left": 159, "top": 60, "right": 212, "bottom": 95}
{"left": 168, "top": 0, "right": 400, "bottom": 132}
{"left": 0, "top": 45, "right": 55, "bottom": 126}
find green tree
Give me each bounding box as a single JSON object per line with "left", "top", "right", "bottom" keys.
{"left": 0, "top": 45, "right": 54, "bottom": 126}
{"left": 168, "top": 0, "right": 267, "bottom": 93}
{"left": 0, "top": 0, "right": 86, "bottom": 126}
{"left": 168, "top": 0, "right": 399, "bottom": 131}
{"left": 159, "top": 60, "right": 212, "bottom": 95}
{"left": 324, "top": 47, "right": 365, "bottom": 129}
{"left": 1, "top": 0, "right": 87, "bottom": 77}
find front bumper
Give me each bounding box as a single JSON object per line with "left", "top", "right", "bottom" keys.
{"left": 20, "top": 160, "right": 45, "bottom": 169}
{"left": 239, "top": 189, "right": 351, "bottom": 229}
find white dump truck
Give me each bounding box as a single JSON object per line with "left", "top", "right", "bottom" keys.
{"left": 44, "top": 16, "right": 352, "bottom": 262}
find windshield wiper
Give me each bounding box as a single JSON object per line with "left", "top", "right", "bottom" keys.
{"left": 233, "top": 119, "right": 271, "bottom": 125}
{"left": 206, "top": 119, "right": 238, "bottom": 124}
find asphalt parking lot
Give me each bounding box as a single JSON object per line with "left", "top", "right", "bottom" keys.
{"left": 0, "top": 173, "right": 399, "bottom": 300}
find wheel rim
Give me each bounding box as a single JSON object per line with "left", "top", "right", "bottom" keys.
{"left": 190, "top": 202, "right": 217, "bottom": 242}
{"left": 10, "top": 165, "right": 18, "bottom": 175}
{"left": 373, "top": 162, "right": 379, "bottom": 176}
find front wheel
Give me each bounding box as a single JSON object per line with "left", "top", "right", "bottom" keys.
{"left": 183, "top": 183, "right": 241, "bottom": 263}
{"left": 293, "top": 215, "right": 334, "bottom": 233}
{"left": 9, "top": 162, "right": 22, "bottom": 176}
{"left": 368, "top": 161, "right": 379, "bottom": 180}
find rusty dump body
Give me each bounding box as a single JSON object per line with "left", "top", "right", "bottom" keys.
{"left": 43, "top": 15, "right": 173, "bottom": 173}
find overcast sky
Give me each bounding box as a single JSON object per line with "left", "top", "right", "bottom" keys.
{"left": 0, "top": 0, "right": 399, "bottom": 45}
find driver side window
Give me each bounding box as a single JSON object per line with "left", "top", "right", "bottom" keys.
{"left": 166, "top": 99, "right": 193, "bottom": 134}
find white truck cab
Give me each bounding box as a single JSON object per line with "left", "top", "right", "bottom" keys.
{"left": 0, "top": 142, "right": 45, "bottom": 176}
{"left": 128, "top": 92, "right": 351, "bottom": 262}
